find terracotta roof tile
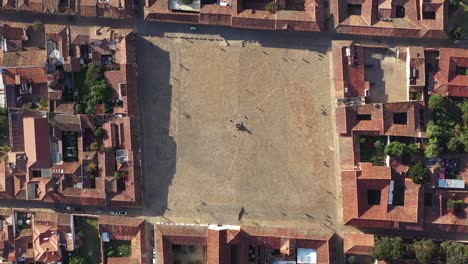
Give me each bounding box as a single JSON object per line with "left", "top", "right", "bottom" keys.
{"left": 1, "top": 50, "right": 47, "bottom": 68}
{"left": 343, "top": 233, "right": 374, "bottom": 255}
{"left": 333, "top": 0, "right": 447, "bottom": 38}
{"left": 433, "top": 48, "right": 468, "bottom": 97}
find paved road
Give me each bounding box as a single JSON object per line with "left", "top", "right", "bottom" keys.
{"left": 0, "top": 6, "right": 466, "bottom": 49}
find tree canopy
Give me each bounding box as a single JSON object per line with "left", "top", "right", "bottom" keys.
{"left": 408, "top": 161, "right": 430, "bottom": 184}
{"left": 441, "top": 241, "right": 468, "bottom": 264}
{"left": 75, "top": 64, "right": 110, "bottom": 115}
{"left": 425, "top": 96, "right": 468, "bottom": 158}
{"left": 0, "top": 107, "right": 9, "bottom": 145}
{"left": 265, "top": 1, "right": 278, "bottom": 13}
{"left": 371, "top": 237, "right": 405, "bottom": 261}
{"left": 447, "top": 199, "right": 465, "bottom": 212}
{"left": 69, "top": 256, "right": 86, "bottom": 264}
{"left": 384, "top": 142, "right": 417, "bottom": 158}
{"left": 413, "top": 239, "right": 438, "bottom": 264}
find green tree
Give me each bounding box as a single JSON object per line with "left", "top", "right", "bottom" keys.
{"left": 0, "top": 107, "right": 9, "bottom": 143}
{"left": 265, "top": 1, "right": 278, "bottom": 13}
{"left": 460, "top": 131, "right": 468, "bottom": 152}
{"left": 117, "top": 242, "right": 131, "bottom": 256}
{"left": 384, "top": 141, "right": 407, "bottom": 157}
{"left": 85, "top": 101, "right": 95, "bottom": 115}
{"left": 346, "top": 255, "right": 356, "bottom": 264}
{"left": 427, "top": 123, "right": 445, "bottom": 138}
{"left": 447, "top": 137, "right": 464, "bottom": 152}
{"left": 425, "top": 138, "right": 441, "bottom": 159}
{"left": 428, "top": 94, "right": 444, "bottom": 110}
{"left": 85, "top": 162, "right": 97, "bottom": 175}
{"left": 447, "top": 199, "right": 465, "bottom": 213}
{"left": 0, "top": 144, "right": 10, "bottom": 151}
{"left": 408, "top": 160, "right": 430, "bottom": 184}
{"left": 414, "top": 239, "right": 438, "bottom": 264}
{"left": 114, "top": 171, "right": 124, "bottom": 180}
{"left": 32, "top": 20, "right": 43, "bottom": 31}
{"left": 374, "top": 139, "right": 385, "bottom": 149}
{"left": 441, "top": 241, "right": 468, "bottom": 264}
{"left": 93, "top": 127, "right": 104, "bottom": 139}
{"left": 69, "top": 256, "right": 86, "bottom": 264}
{"left": 462, "top": 102, "right": 468, "bottom": 124}
{"left": 371, "top": 236, "right": 405, "bottom": 261}
{"left": 75, "top": 103, "right": 82, "bottom": 114}
{"left": 90, "top": 79, "right": 109, "bottom": 102}
{"left": 89, "top": 142, "right": 99, "bottom": 151}
{"left": 75, "top": 64, "right": 110, "bottom": 114}
{"left": 451, "top": 26, "right": 466, "bottom": 40}
{"left": 407, "top": 143, "right": 418, "bottom": 154}
{"left": 36, "top": 98, "right": 48, "bottom": 111}
{"left": 448, "top": 0, "right": 459, "bottom": 7}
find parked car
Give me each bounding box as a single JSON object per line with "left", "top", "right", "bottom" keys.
{"left": 189, "top": 25, "right": 198, "bottom": 31}
{"left": 118, "top": 211, "right": 127, "bottom": 215}
{"left": 96, "top": 208, "right": 104, "bottom": 214}
{"left": 110, "top": 211, "right": 119, "bottom": 215}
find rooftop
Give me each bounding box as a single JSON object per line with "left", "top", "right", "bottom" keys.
{"left": 432, "top": 48, "right": 468, "bottom": 98}
{"left": 145, "top": 0, "right": 325, "bottom": 31}
{"left": 331, "top": 0, "right": 447, "bottom": 38}
{"left": 155, "top": 224, "right": 332, "bottom": 264}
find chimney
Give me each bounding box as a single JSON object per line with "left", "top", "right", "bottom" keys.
{"left": 15, "top": 75, "right": 21, "bottom": 85}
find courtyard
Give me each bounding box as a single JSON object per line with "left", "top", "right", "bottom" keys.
{"left": 364, "top": 47, "right": 407, "bottom": 104}
{"left": 137, "top": 35, "right": 340, "bottom": 231}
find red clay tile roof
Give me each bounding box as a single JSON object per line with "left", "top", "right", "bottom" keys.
{"left": 338, "top": 102, "right": 425, "bottom": 138}
{"left": 333, "top": 41, "right": 367, "bottom": 98}
{"left": 156, "top": 224, "right": 331, "bottom": 264}
{"left": 343, "top": 233, "right": 374, "bottom": 256}
{"left": 147, "top": 0, "right": 324, "bottom": 31}
{"left": 2, "top": 68, "right": 47, "bottom": 85}
{"left": 0, "top": 24, "right": 26, "bottom": 41}
{"left": 23, "top": 117, "right": 51, "bottom": 170}
{"left": 407, "top": 46, "right": 426, "bottom": 90}
{"left": 342, "top": 160, "right": 423, "bottom": 225}
{"left": 99, "top": 216, "right": 145, "bottom": 264}
{"left": 433, "top": 48, "right": 468, "bottom": 97}
{"left": 332, "top": 0, "right": 447, "bottom": 38}
{"left": 1, "top": 50, "right": 47, "bottom": 68}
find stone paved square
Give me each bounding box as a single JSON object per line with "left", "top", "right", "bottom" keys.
{"left": 138, "top": 36, "right": 340, "bottom": 231}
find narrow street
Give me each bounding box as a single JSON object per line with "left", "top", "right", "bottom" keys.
{"left": 0, "top": 4, "right": 466, "bottom": 264}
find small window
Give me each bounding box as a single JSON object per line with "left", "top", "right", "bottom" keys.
{"left": 357, "top": 114, "right": 372, "bottom": 120}
{"left": 367, "top": 190, "right": 382, "bottom": 205}
{"left": 395, "top": 6, "right": 405, "bottom": 18}
{"left": 28, "top": 242, "right": 33, "bottom": 249}
{"left": 32, "top": 170, "right": 41, "bottom": 178}
{"left": 347, "top": 4, "right": 362, "bottom": 16}
{"left": 424, "top": 193, "right": 433, "bottom": 206}
{"left": 393, "top": 112, "right": 408, "bottom": 125}
{"left": 423, "top": 11, "right": 436, "bottom": 20}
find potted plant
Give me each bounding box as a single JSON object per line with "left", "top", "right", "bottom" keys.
{"left": 447, "top": 198, "right": 464, "bottom": 214}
